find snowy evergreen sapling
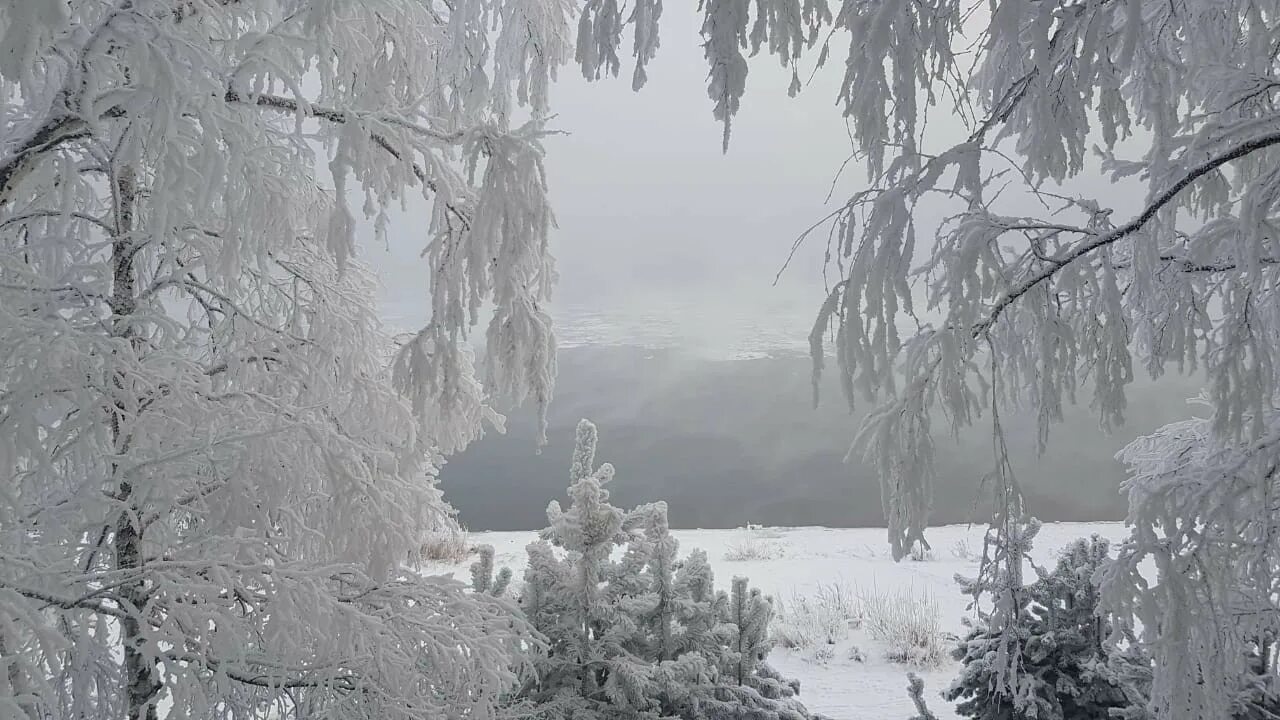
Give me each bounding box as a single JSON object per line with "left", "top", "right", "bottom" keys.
{"left": 948, "top": 534, "right": 1149, "bottom": 720}
{"left": 472, "top": 545, "right": 514, "bottom": 598}
{"left": 519, "top": 419, "right": 822, "bottom": 719}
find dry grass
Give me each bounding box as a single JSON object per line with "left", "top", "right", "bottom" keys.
{"left": 859, "top": 584, "right": 945, "bottom": 667}
{"left": 723, "top": 531, "right": 785, "bottom": 561}
{"left": 772, "top": 581, "right": 860, "bottom": 657}
{"left": 411, "top": 521, "right": 473, "bottom": 565}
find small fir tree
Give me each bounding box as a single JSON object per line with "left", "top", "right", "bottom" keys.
{"left": 672, "top": 549, "right": 735, "bottom": 660}
{"left": 946, "top": 534, "right": 1150, "bottom": 720}
{"left": 471, "top": 545, "right": 513, "bottom": 598}
{"left": 517, "top": 419, "right": 824, "bottom": 720}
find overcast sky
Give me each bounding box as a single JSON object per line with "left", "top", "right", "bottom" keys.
{"left": 372, "top": 4, "right": 858, "bottom": 342}
{"left": 370, "top": 4, "right": 1150, "bottom": 356}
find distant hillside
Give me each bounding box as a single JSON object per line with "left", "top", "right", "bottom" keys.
{"left": 439, "top": 346, "right": 1205, "bottom": 530}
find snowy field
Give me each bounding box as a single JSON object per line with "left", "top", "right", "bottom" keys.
{"left": 428, "top": 522, "right": 1129, "bottom": 720}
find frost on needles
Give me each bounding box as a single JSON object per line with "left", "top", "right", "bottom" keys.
{"left": 515, "top": 419, "right": 827, "bottom": 720}
{"left": 948, "top": 531, "right": 1151, "bottom": 720}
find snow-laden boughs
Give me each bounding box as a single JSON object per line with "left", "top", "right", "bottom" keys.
{"left": 761, "top": 0, "right": 1280, "bottom": 589}
{"left": 518, "top": 419, "right": 825, "bottom": 720}
{"left": 953, "top": 515, "right": 1043, "bottom": 712}
{"left": 576, "top": 0, "right": 829, "bottom": 150}
{"left": 0, "top": 1, "right": 588, "bottom": 718}
{"left": 948, "top": 534, "right": 1150, "bottom": 720}
{"left": 1103, "top": 410, "right": 1280, "bottom": 720}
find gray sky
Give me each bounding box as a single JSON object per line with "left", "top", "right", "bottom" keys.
{"left": 370, "top": 4, "right": 1151, "bottom": 356}
{"left": 373, "top": 4, "right": 854, "bottom": 342}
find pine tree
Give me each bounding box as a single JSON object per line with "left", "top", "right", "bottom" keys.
{"left": 678, "top": 576, "right": 812, "bottom": 720}
{"left": 948, "top": 515, "right": 1042, "bottom": 719}
{"left": 729, "top": 578, "right": 774, "bottom": 688}
{"left": 672, "top": 549, "right": 735, "bottom": 661}
{"left": 520, "top": 419, "right": 657, "bottom": 717}
{"left": 471, "top": 545, "right": 513, "bottom": 598}
{"left": 518, "top": 419, "right": 824, "bottom": 720}
{"left": 947, "top": 535, "right": 1149, "bottom": 720}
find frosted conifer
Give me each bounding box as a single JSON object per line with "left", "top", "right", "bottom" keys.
{"left": 948, "top": 535, "right": 1148, "bottom": 720}
{"left": 471, "top": 545, "right": 513, "bottom": 598}
{"left": 518, "top": 420, "right": 823, "bottom": 720}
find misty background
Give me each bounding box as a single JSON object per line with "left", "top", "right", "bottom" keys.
{"left": 439, "top": 347, "right": 1203, "bottom": 531}
{"left": 364, "top": 4, "right": 1184, "bottom": 531}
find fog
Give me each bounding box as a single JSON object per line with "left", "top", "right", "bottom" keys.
{"left": 439, "top": 346, "right": 1203, "bottom": 531}
{"left": 364, "top": 4, "right": 1194, "bottom": 531}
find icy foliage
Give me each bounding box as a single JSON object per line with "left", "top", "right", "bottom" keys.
{"left": 1104, "top": 412, "right": 1280, "bottom": 719}
{"left": 576, "top": 0, "right": 829, "bottom": 149}
{"left": 724, "top": 535, "right": 785, "bottom": 561}
{"left": 518, "top": 419, "right": 825, "bottom": 719}
{"left": 950, "top": 535, "right": 1149, "bottom": 720}
{"left": 906, "top": 673, "right": 939, "bottom": 720}
{"left": 953, "top": 515, "right": 1043, "bottom": 710}
{"left": 0, "top": 1, "right": 585, "bottom": 718}
{"left": 772, "top": 582, "right": 859, "bottom": 652}
{"left": 470, "top": 544, "right": 514, "bottom": 598}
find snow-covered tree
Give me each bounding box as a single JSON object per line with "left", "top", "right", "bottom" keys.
{"left": 0, "top": 1, "right": 609, "bottom": 718}
{"left": 727, "top": 577, "right": 771, "bottom": 687}
{"left": 1103, "top": 415, "right": 1280, "bottom": 719}
{"left": 672, "top": 548, "right": 734, "bottom": 660}
{"left": 949, "top": 534, "right": 1147, "bottom": 720}
{"left": 518, "top": 419, "right": 821, "bottom": 720}
{"left": 472, "top": 544, "right": 514, "bottom": 598}
{"left": 523, "top": 421, "right": 638, "bottom": 715}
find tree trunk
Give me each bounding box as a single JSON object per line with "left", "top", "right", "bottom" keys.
{"left": 731, "top": 577, "right": 747, "bottom": 686}
{"left": 109, "top": 165, "right": 160, "bottom": 720}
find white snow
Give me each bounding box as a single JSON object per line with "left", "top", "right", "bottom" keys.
{"left": 426, "top": 521, "right": 1131, "bottom": 720}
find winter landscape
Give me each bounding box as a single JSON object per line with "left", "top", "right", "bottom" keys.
{"left": 6, "top": 1, "right": 1280, "bottom": 720}
{"left": 429, "top": 521, "right": 1135, "bottom": 719}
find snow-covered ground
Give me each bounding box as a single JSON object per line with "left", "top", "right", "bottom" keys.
{"left": 427, "top": 522, "right": 1130, "bottom": 720}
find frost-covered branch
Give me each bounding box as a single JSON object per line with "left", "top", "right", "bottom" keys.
{"left": 977, "top": 130, "right": 1280, "bottom": 336}
{"left": 0, "top": 115, "right": 90, "bottom": 206}
{"left": 1103, "top": 412, "right": 1280, "bottom": 719}
{"left": 222, "top": 90, "right": 466, "bottom": 144}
